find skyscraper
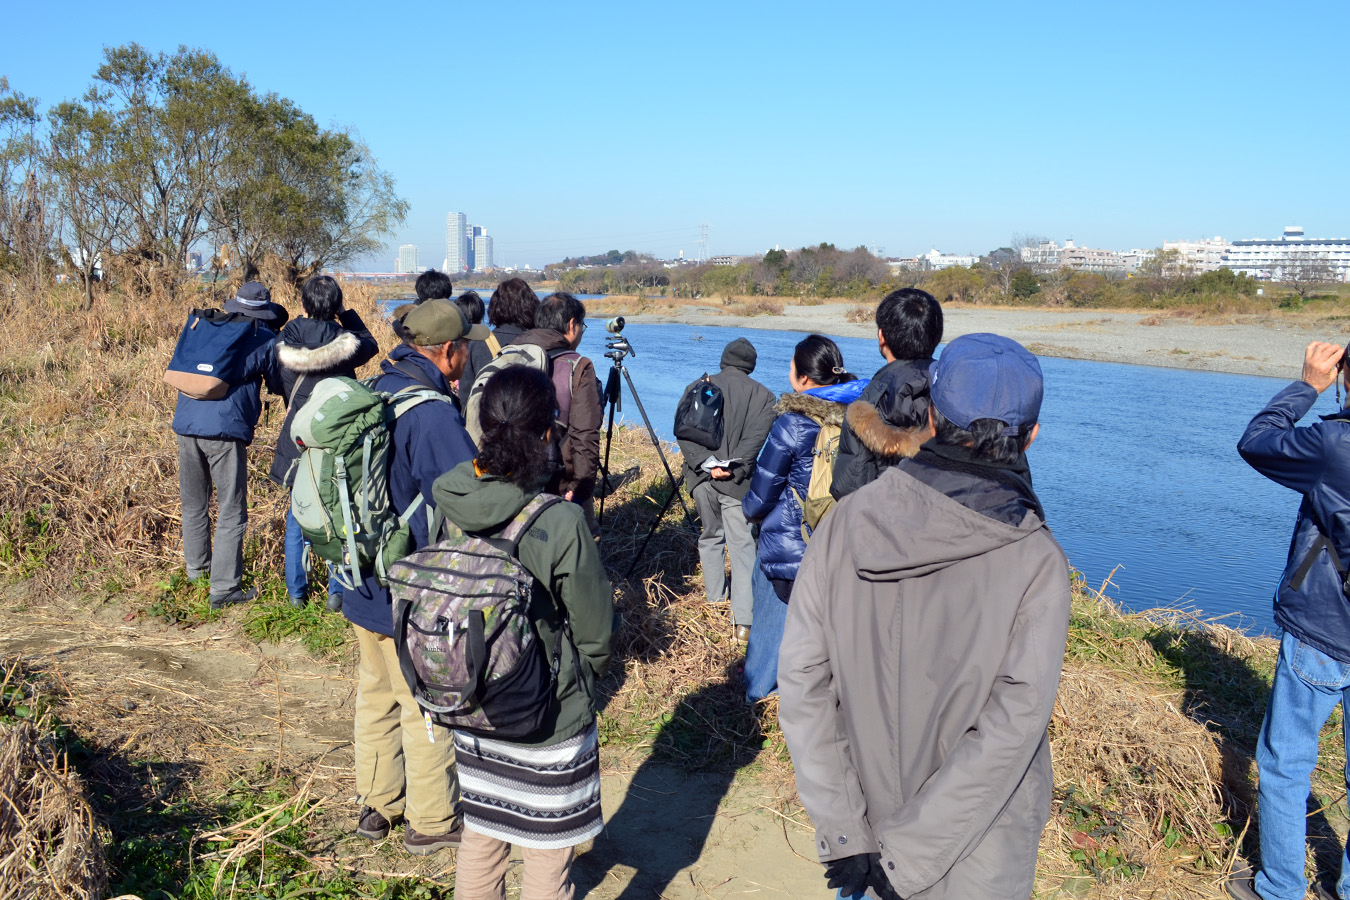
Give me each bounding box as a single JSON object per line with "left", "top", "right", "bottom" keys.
{"left": 397, "top": 243, "right": 419, "bottom": 274}
{"left": 474, "top": 233, "right": 493, "bottom": 271}
{"left": 445, "top": 212, "right": 468, "bottom": 273}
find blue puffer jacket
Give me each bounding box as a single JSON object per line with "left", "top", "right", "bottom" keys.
{"left": 171, "top": 318, "right": 282, "bottom": 445}
{"left": 1238, "top": 381, "right": 1350, "bottom": 663}
{"left": 742, "top": 379, "right": 870, "bottom": 583}
{"left": 342, "top": 346, "right": 478, "bottom": 637}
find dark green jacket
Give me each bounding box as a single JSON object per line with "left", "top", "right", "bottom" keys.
{"left": 431, "top": 461, "right": 614, "bottom": 745}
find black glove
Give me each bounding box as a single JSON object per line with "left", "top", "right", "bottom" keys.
{"left": 823, "top": 853, "right": 878, "bottom": 897}
{"left": 870, "top": 863, "right": 903, "bottom": 900}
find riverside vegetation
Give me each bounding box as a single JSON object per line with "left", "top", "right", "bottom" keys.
{"left": 2, "top": 280, "right": 1347, "bottom": 899}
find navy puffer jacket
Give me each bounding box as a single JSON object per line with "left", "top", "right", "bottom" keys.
{"left": 1239, "top": 381, "right": 1350, "bottom": 663}
{"left": 742, "top": 379, "right": 869, "bottom": 583}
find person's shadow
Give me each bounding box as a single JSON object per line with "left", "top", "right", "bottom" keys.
{"left": 1146, "top": 622, "right": 1346, "bottom": 892}
{"left": 572, "top": 661, "right": 765, "bottom": 899}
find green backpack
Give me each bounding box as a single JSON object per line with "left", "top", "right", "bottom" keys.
{"left": 288, "top": 376, "right": 452, "bottom": 588}
{"left": 789, "top": 417, "right": 842, "bottom": 543}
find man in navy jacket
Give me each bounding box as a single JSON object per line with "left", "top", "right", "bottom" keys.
{"left": 343, "top": 299, "right": 484, "bottom": 856}
{"left": 171, "top": 281, "right": 286, "bottom": 609}
{"left": 1235, "top": 340, "right": 1350, "bottom": 900}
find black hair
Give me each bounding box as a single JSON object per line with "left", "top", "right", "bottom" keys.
{"left": 488, "top": 278, "right": 540, "bottom": 329}
{"left": 932, "top": 406, "right": 1033, "bottom": 465}
{"left": 876, "top": 288, "right": 943, "bottom": 360}
{"left": 476, "top": 367, "right": 558, "bottom": 489}
{"left": 536, "top": 291, "right": 586, "bottom": 334}
{"left": 792, "top": 334, "right": 855, "bottom": 386}
{"left": 415, "top": 269, "right": 454, "bottom": 302}
{"left": 454, "top": 290, "right": 485, "bottom": 325}
{"left": 301, "top": 274, "right": 343, "bottom": 321}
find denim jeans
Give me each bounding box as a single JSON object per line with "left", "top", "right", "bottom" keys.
{"left": 744, "top": 559, "right": 788, "bottom": 702}
{"left": 284, "top": 509, "right": 340, "bottom": 601}
{"left": 1255, "top": 630, "right": 1350, "bottom": 900}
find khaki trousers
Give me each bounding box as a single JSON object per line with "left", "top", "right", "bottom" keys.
{"left": 353, "top": 625, "right": 460, "bottom": 833}
{"left": 454, "top": 829, "right": 575, "bottom": 900}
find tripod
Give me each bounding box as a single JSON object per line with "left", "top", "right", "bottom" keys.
{"left": 595, "top": 331, "right": 697, "bottom": 578}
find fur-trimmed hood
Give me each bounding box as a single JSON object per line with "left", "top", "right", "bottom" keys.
{"left": 775, "top": 390, "right": 847, "bottom": 426}
{"left": 276, "top": 330, "right": 362, "bottom": 374}
{"left": 847, "top": 399, "right": 929, "bottom": 459}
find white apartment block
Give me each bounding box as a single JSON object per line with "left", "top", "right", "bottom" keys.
{"left": 1223, "top": 227, "right": 1350, "bottom": 282}
{"left": 1019, "top": 240, "right": 1062, "bottom": 271}
{"left": 920, "top": 248, "right": 978, "bottom": 270}
{"left": 474, "top": 233, "right": 493, "bottom": 271}
{"left": 397, "top": 243, "right": 419, "bottom": 274}
{"left": 1058, "top": 240, "right": 1126, "bottom": 275}
{"left": 1162, "top": 237, "right": 1230, "bottom": 274}
{"left": 445, "top": 212, "right": 468, "bottom": 273}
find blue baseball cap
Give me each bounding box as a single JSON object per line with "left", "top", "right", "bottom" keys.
{"left": 931, "top": 333, "right": 1043, "bottom": 434}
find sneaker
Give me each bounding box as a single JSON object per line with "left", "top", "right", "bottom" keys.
{"left": 1225, "top": 866, "right": 1261, "bottom": 900}
{"left": 208, "top": 587, "right": 256, "bottom": 610}
{"left": 288, "top": 594, "right": 307, "bottom": 609}
{"left": 326, "top": 591, "right": 343, "bottom": 612}
{"left": 356, "top": 806, "right": 393, "bottom": 841}
{"left": 734, "top": 625, "right": 751, "bottom": 643}
{"left": 404, "top": 822, "right": 464, "bottom": 855}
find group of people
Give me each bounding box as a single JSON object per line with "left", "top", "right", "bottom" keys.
{"left": 167, "top": 264, "right": 1347, "bottom": 900}
{"left": 171, "top": 271, "right": 612, "bottom": 898}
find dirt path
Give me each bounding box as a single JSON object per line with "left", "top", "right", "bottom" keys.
{"left": 0, "top": 586, "right": 823, "bottom": 897}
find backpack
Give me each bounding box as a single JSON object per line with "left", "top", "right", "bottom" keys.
{"left": 789, "top": 417, "right": 842, "bottom": 542}
{"left": 164, "top": 309, "right": 262, "bottom": 400}
{"left": 388, "top": 494, "right": 577, "bottom": 739}
{"left": 288, "top": 374, "right": 453, "bottom": 588}
{"left": 463, "top": 343, "right": 578, "bottom": 444}
{"left": 673, "top": 374, "right": 724, "bottom": 450}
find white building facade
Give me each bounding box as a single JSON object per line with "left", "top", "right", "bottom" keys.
{"left": 920, "top": 248, "right": 978, "bottom": 270}
{"left": 1161, "top": 237, "right": 1231, "bottom": 274}
{"left": 1223, "top": 227, "right": 1350, "bottom": 282}
{"left": 445, "top": 212, "right": 468, "bottom": 273}
{"left": 397, "top": 243, "right": 419, "bottom": 274}
{"left": 473, "top": 233, "right": 493, "bottom": 271}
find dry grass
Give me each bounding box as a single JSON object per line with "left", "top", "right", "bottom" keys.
{"left": 0, "top": 663, "right": 108, "bottom": 900}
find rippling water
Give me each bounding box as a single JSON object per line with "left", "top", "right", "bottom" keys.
{"left": 569, "top": 319, "right": 1315, "bottom": 633}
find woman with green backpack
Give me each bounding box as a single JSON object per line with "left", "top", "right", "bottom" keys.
{"left": 740, "top": 335, "right": 868, "bottom": 702}
{"left": 429, "top": 365, "right": 614, "bottom": 900}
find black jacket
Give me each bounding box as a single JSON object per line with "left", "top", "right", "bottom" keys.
{"left": 830, "top": 356, "right": 934, "bottom": 500}
{"left": 677, "top": 338, "right": 776, "bottom": 501}
{"left": 268, "top": 310, "right": 379, "bottom": 485}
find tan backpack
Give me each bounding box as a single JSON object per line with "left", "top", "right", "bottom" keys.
{"left": 789, "top": 418, "right": 841, "bottom": 542}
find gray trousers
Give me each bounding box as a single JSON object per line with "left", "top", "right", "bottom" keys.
{"left": 177, "top": 435, "right": 248, "bottom": 598}
{"left": 692, "top": 480, "right": 756, "bottom": 626}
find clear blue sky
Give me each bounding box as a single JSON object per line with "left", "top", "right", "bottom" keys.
{"left": 5, "top": 0, "right": 1347, "bottom": 269}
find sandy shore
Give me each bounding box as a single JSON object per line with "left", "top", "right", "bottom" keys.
{"left": 624, "top": 302, "right": 1350, "bottom": 380}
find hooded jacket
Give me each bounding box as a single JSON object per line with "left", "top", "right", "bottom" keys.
{"left": 677, "top": 338, "right": 777, "bottom": 501}
{"left": 342, "top": 347, "right": 477, "bottom": 637}
{"left": 459, "top": 322, "right": 528, "bottom": 407}
{"left": 830, "top": 357, "right": 934, "bottom": 500}
{"left": 778, "top": 456, "right": 1070, "bottom": 899}
{"left": 432, "top": 460, "right": 615, "bottom": 745}
{"left": 512, "top": 328, "right": 603, "bottom": 502}
{"left": 741, "top": 379, "right": 870, "bottom": 583}
{"left": 1238, "top": 380, "right": 1350, "bottom": 663}
{"left": 171, "top": 316, "right": 282, "bottom": 445}
{"left": 268, "top": 310, "right": 379, "bottom": 485}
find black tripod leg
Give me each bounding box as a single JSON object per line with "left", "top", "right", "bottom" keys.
{"left": 625, "top": 475, "right": 681, "bottom": 580}
{"left": 597, "top": 368, "right": 621, "bottom": 527}
{"left": 619, "top": 365, "right": 696, "bottom": 531}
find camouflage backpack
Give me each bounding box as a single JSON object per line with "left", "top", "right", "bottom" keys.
{"left": 388, "top": 494, "right": 567, "bottom": 739}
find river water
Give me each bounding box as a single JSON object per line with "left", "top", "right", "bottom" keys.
{"left": 571, "top": 320, "right": 1318, "bottom": 633}
{"left": 386, "top": 296, "right": 1321, "bottom": 631}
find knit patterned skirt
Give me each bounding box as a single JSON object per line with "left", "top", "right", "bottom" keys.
{"left": 452, "top": 722, "right": 603, "bottom": 850}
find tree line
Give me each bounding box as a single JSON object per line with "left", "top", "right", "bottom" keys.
{"left": 0, "top": 45, "right": 407, "bottom": 308}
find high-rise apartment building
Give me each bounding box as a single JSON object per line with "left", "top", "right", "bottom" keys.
{"left": 445, "top": 212, "right": 468, "bottom": 273}
{"left": 397, "top": 243, "right": 419, "bottom": 274}
{"left": 474, "top": 233, "right": 493, "bottom": 271}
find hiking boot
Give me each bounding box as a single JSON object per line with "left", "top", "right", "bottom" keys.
{"left": 404, "top": 822, "right": 464, "bottom": 855}
{"left": 208, "top": 587, "right": 256, "bottom": 611}
{"left": 326, "top": 591, "right": 343, "bottom": 612}
{"left": 356, "top": 806, "right": 393, "bottom": 841}
{"left": 734, "top": 625, "right": 751, "bottom": 643}
{"left": 1224, "top": 865, "right": 1261, "bottom": 900}
{"left": 288, "top": 594, "right": 307, "bottom": 609}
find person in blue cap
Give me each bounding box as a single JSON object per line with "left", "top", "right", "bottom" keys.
{"left": 778, "top": 333, "right": 1070, "bottom": 900}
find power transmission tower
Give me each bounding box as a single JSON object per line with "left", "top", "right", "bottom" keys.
{"left": 697, "top": 223, "right": 710, "bottom": 263}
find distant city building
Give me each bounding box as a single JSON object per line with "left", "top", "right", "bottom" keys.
{"left": 920, "top": 248, "right": 978, "bottom": 270}
{"left": 1121, "top": 249, "right": 1154, "bottom": 275}
{"left": 1058, "top": 240, "right": 1125, "bottom": 275}
{"left": 1162, "top": 237, "right": 1231, "bottom": 274}
{"left": 397, "top": 243, "right": 419, "bottom": 274}
{"left": 1223, "top": 226, "right": 1350, "bottom": 282}
{"left": 445, "top": 212, "right": 468, "bottom": 273}
{"left": 185, "top": 250, "right": 203, "bottom": 272}
{"left": 1019, "top": 241, "right": 1062, "bottom": 271}
{"left": 473, "top": 233, "right": 493, "bottom": 272}
{"left": 709, "top": 255, "right": 742, "bottom": 266}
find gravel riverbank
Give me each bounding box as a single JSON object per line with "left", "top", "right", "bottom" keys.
{"left": 623, "top": 302, "right": 1349, "bottom": 380}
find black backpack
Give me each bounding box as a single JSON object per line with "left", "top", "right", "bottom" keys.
{"left": 674, "top": 374, "right": 724, "bottom": 450}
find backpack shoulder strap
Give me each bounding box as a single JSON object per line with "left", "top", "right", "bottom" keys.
{"left": 383, "top": 358, "right": 445, "bottom": 394}
{"left": 485, "top": 332, "right": 502, "bottom": 357}
{"left": 499, "top": 494, "right": 564, "bottom": 555}
{"left": 1290, "top": 515, "right": 1350, "bottom": 591}
{"left": 387, "top": 387, "right": 454, "bottom": 418}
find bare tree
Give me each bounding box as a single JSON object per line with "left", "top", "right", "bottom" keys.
{"left": 1279, "top": 252, "right": 1339, "bottom": 301}
{"left": 0, "top": 78, "right": 56, "bottom": 292}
